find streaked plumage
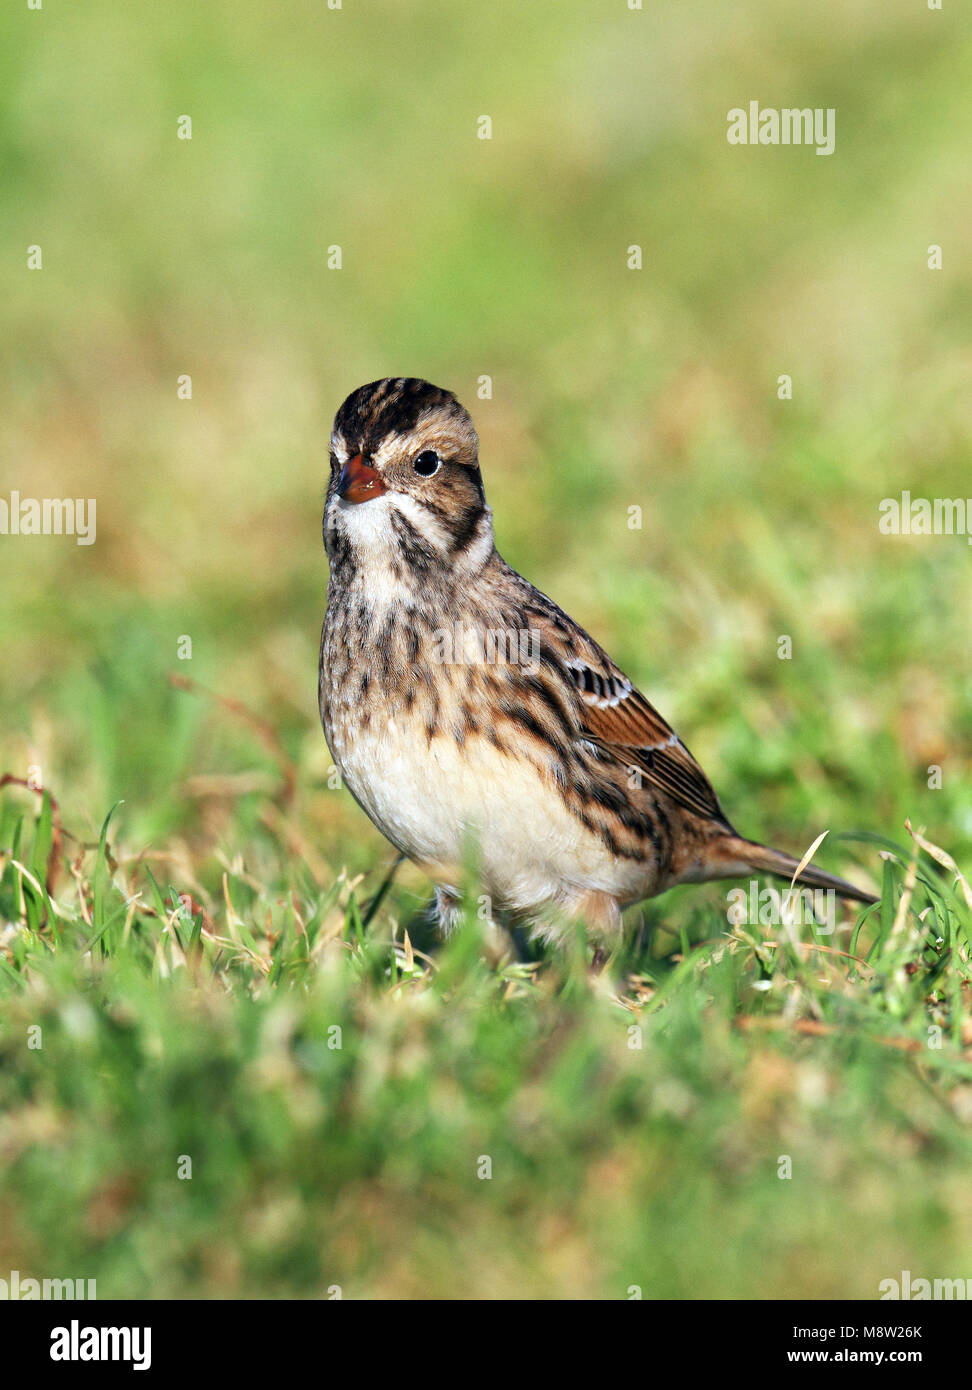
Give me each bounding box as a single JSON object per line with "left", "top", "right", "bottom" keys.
{"left": 319, "top": 378, "right": 875, "bottom": 941}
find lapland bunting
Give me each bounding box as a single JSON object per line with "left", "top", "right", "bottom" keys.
{"left": 319, "top": 377, "right": 875, "bottom": 939}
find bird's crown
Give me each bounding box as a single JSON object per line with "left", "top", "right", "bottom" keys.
{"left": 331, "top": 377, "right": 477, "bottom": 462}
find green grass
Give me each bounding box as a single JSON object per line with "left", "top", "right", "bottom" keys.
{"left": 1, "top": 0, "right": 971, "bottom": 1299}
{"left": 1, "top": 782, "right": 971, "bottom": 1298}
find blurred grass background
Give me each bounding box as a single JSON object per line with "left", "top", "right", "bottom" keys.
{"left": 1, "top": 0, "right": 971, "bottom": 1299}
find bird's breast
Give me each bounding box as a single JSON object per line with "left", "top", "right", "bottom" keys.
{"left": 319, "top": 601, "right": 659, "bottom": 916}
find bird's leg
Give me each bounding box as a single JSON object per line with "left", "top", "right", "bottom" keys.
{"left": 432, "top": 883, "right": 463, "bottom": 935}
{"left": 567, "top": 890, "right": 622, "bottom": 962}
{"left": 361, "top": 854, "right": 406, "bottom": 928}
{"left": 432, "top": 884, "right": 518, "bottom": 965}
{"left": 590, "top": 946, "right": 609, "bottom": 974}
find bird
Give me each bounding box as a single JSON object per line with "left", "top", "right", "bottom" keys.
{"left": 318, "top": 377, "right": 876, "bottom": 944}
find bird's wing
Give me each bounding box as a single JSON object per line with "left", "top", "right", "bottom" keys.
{"left": 564, "top": 654, "right": 727, "bottom": 822}
{"left": 518, "top": 581, "right": 729, "bottom": 824}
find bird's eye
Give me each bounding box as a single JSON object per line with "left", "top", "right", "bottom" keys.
{"left": 413, "top": 450, "right": 441, "bottom": 477}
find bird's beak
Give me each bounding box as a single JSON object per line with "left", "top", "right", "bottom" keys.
{"left": 337, "top": 454, "right": 386, "bottom": 504}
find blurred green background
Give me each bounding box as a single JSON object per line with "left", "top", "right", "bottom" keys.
{"left": 1, "top": 0, "right": 971, "bottom": 1300}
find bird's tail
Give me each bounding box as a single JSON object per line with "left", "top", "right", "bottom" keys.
{"left": 716, "top": 835, "right": 878, "bottom": 905}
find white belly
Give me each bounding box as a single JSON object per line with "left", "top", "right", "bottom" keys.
{"left": 327, "top": 712, "right": 647, "bottom": 916}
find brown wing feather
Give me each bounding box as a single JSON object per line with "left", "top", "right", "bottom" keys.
{"left": 584, "top": 693, "right": 726, "bottom": 822}
{"left": 515, "top": 575, "right": 731, "bottom": 827}
{"left": 560, "top": 654, "right": 728, "bottom": 824}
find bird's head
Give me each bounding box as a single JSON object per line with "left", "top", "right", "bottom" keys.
{"left": 324, "top": 378, "right": 493, "bottom": 577}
